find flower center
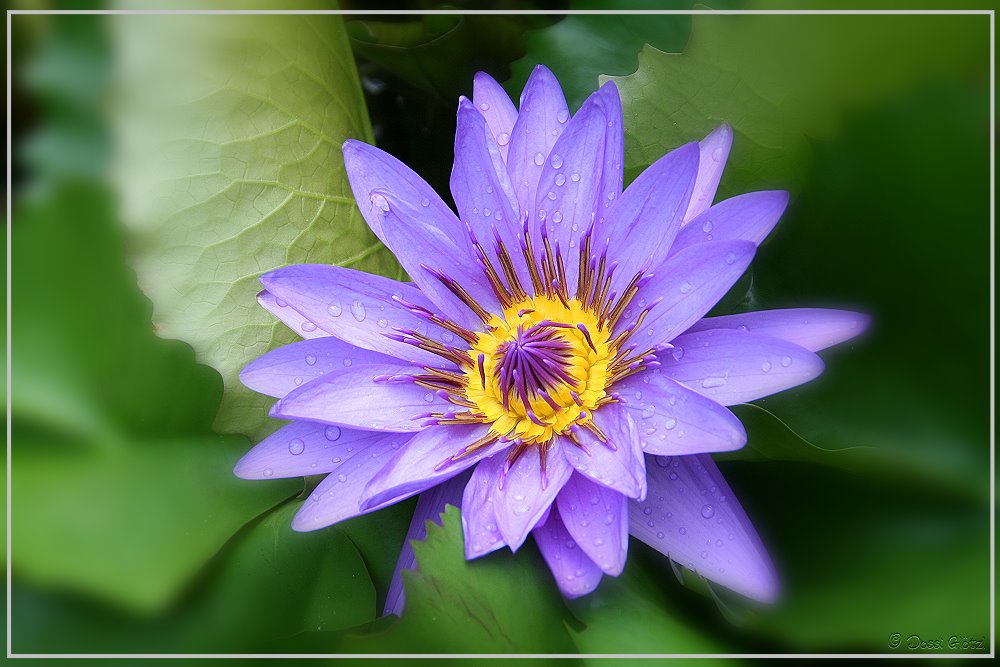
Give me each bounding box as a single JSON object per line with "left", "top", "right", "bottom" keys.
{"left": 464, "top": 296, "right": 614, "bottom": 444}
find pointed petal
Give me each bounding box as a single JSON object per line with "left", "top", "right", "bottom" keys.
{"left": 257, "top": 290, "right": 325, "bottom": 339}
{"left": 234, "top": 421, "right": 405, "bottom": 480}
{"left": 290, "top": 434, "right": 412, "bottom": 532}
{"left": 555, "top": 474, "right": 629, "bottom": 575}
{"left": 384, "top": 473, "right": 468, "bottom": 616}
{"left": 461, "top": 455, "right": 506, "bottom": 558}
{"left": 533, "top": 82, "right": 620, "bottom": 290}
{"left": 630, "top": 454, "right": 778, "bottom": 602}
{"left": 602, "top": 142, "right": 700, "bottom": 297}
{"left": 683, "top": 124, "right": 732, "bottom": 223}
{"left": 239, "top": 336, "right": 399, "bottom": 399}
{"left": 260, "top": 265, "right": 457, "bottom": 367}
{"left": 270, "top": 362, "right": 452, "bottom": 432}
{"left": 684, "top": 308, "right": 870, "bottom": 352}
{"left": 473, "top": 71, "right": 518, "bottom": 162}
{"left": 533, "top": 505, "right": 604, "bottom": 599}
{"left": 343, "top": 139, "right": 461, "bottom": 245}
{"left": 563, "top": 404, "right": 646, "bottom": 500}
{"left": 616, "top": 371, "right": 746, "bottom": 455}
{"left": 663, "top": 330, "right": 824, "bottom": 406}
{"left": 507, "top": 65, "right": 569, "bottom": 224}
{"left": 451, "top": 98, "right": 528, "bottom": 288}
{"left": 377, "top": 192, "right": 500, "bottom": 329}
{"left": 361, "top": 424, "right": 510, "bottom": 510}
{"left": 494, "top": 443, "right": 573, "bottom": 551}
{"left": 672, "top": 190, "right": 789, "bottom": 255}
{"left": 620, "top": 240, "right": 755, "bottom": 346}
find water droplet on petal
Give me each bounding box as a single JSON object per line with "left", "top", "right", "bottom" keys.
{"left": 781, "top": 356, "right": 793, "bottom": 367}
{"left": 342, "top": 358, "right": 352, "bottom": 367}
{"left": 305, "top": 355, "right": 317, "bottom": 366}
{"left": 327, "top": 302, "right": 342, "bottom": 317}
{"left": 288, "top": 438, "right": 305, "bottom": 455}
{"left": 262, "top": 468, "right": 274, "bottom": 477}
{"left": 570, "top": 172, "right": 580, "bottom": 182}
{"left": 423, "top": 392, "right": 434, "bottom": 403}
{"left": 555, "top": 174, "right": 566, "bottom": 186}
{"left": 325, "top": 426, "right": 342, "bottom": 441}
{"left": 724, "top": 252, "right": 737, "bottom": 265}
{"left": 479, "top": 101, "right": 490, "bottom": 111}
{"left": 679, "top": 281, "right": 693, "bottom": 294}
{"left": 761, "top": 361, "right": 772, "bottom": 372}
{"left": 370, "top": 193, "right": 390, "bottom": 213}
{"left": 552, "top": 211, "right": 563, "bottom": 223}
{"left": 701, "top": 220, "right": 713, "bottom": 233}
{"left": 550, "top": 153, "right": 563, "bottom": 169}
{"left": 497, "top": 132, "right": 510, "bottom": 146}
{"left": 534, "top": 152, "right": 545, "bottom": 166}
{"left": 671, "top": 347, "right": 685, "bottom": 361}
{"left": 337, "top": 473, "right": 347, "bottom": 483}
{"left": 301, "top": 321, "right": 317, "bottom": 333}
{"left": 348, "top": 301, "right": 366, "bottom": 322}
{"left": 678, "top": 527, "right": 687, "bottom": 535}
{"left": 275, "top": 298, "right": 288, "bottom": 308}
{"left": 702, "top": 376, "right": 727, "bottom": 389}
{"left": 643, "top": 507, "right": 653, "bottom": 515}
{"left": 557, "top": 109, "right": 569, "bottom": 124}
{"left": 420, "top": 197, "right": 430, "bottom": 207}
{"left": 664, "top": 418, "right": 677, "bottom": 430}
{"left": 701, "top": 504, "right": 715, "bottom": 519}
{"left": 641, "top": 405, "right": 656, "bottom": 419}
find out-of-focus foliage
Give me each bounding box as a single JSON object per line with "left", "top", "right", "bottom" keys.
{"left": 9, "top": 6, "right": 991, "bottom": 657}
{"left": 115, "top": 12, "right": 400, "bottom": 443}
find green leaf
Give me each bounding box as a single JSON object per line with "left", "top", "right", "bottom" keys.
{"left": 13, "top": 502, "right": 375, "bottom": 652}
{"left": 508, "top": 11, "right": 689, "bottom": 111}
{"left": 11, "top": 185, "right": 299, "bottom": 612}
{"left": 607, "top": 13, "right": 988, "bottom": 189}
{"left": 567, "top": 559, "right": 722, "bottom": 656}
{"left": 342, "top": 506, "right": 576, "bottom": 654}
{"left": 114, "top": 13, "right": 401, "bottom": 442}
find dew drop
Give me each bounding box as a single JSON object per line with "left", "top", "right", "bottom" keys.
{"left": 664, "top": 418, "right": 677, "bottom": 430}
{"left": 712, "top": 146, "right": 724, "bottom": 162}
{"left": 701, "top": 220, "right": 714, "bottom": 233}
{"left": 288, "top": 438, "right": 305, "bottom": 455}
{"left": 262, "top": 468, "right": 274, "bottom": 477}
{"left": 326, "top": 302, "right": 342, "bottom": 317}
{"left": 702, "top": 376, "right": 727, "bottom": 389}
{"left": 555, "top": 174, "right": 566, "bottom": 186}
{"left": 293, "top": 377, "right": 304, "bottom": 386}
{"left": 552, "top": 211, "right": 563, "bottom": 223}
{"left": 781, "top": 356, "right": 793, "bottom": 367}
{"left": 700, "top": 550, "right": 709, "bottom": 559}
{"left": 534, "top": 152, "right": 545, "bottom": 166}
{"left": 557, "top": 109, "right": 569, "bottom": 123}
{"left": 671, "top": 347, "right": 685, "bottom": 361}
{"left": 678, "top": 527, "right": 687, "bottom": 535}
{"left": 724, "top": 252, "right": 737, "bottom": 265}
{"left": 550, "top": 154, "right": 563, "bottom": 169}
{"left": 337, "top": 473, "right": 347, "bottom": 483}
{"left": 479, "top": 101, "right": 490, "bottom": 111}
{"left": 342, "top": 358, "right": 352, "bottom": 367}
{"left": 370, "top": 193, "right": 390, "bottom": 213}
{"left": 679, "top": 281, "right": 693, "bottom": 294}
{"left": 641, "top": 405, "right": 656, "bottom": 419}
{"left": 301, "top": 321, "right": 317, "bottom": 333}
{"left": 497, "top": 132, "right": 510, "bottom": 146}
{"left": 423, "top": 392, "right": 435, "bottom": 403}
{"left": 275, "top": 298, "right": 288, "bottom": 308}
{"left": 643, "top": 507, "right": 653, "bottom": 515}
{"left": 325, "top": 426, "right": 342, "bottom": 441}
{"left": 668, "top": 471, "right": 678, "bottom": 480}
{"left": 377, "top": 318, "right": 388, "bottom": 328}
{"left": 570, "top": 172, "right": 580, "bottom": 182}
{"left": 420, "top": 197, "right": 430, "bottom": 207}
{"left": 761, "top": 361, "right": 772, "bottom": 373}
{"left": 701, "top": 504, "right": 715, "bottom": 519}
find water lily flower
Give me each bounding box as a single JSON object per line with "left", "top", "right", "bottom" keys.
{"left": 234, "top": 66, "right": 866, "bottom": 612}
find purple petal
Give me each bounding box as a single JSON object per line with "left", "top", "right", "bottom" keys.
{"left": 343, "top": 139, "right": 462, "bottom": 245}
{"left": 684, "top": 308, "right": 870, "bottom": 352}
{"left": 290, "top": 434, "right": 412, "bottom": 532}
{"left": 384, "top": 473, "right": 468, "bottom": 617}
{"left": 562, "top": 403, "right": 646, "bottom": 499}
{"left": 532, "top": 505, "right": 604, "bottom": 599}
{"left": 507, "top": 65, "right": 570, "bottom": 224}
{"left": 555, "top": 474, "right": 629, "bottom": 575}
{"left": 377, "top": 191, "right": 500, "bottom": 330}
{"left": 234, "top": 421, "right": 406, "bottom": 480}
{"left": 663, "top": 330, "right": 824, "bottom": 406}
{"left": 630, "top": 454, "right": 778, "bottom": 602}
{"left": 473, "top": 71, "right": 518, "bottom": 162}
{"left": 533, "top": 82, "right": 621, "bottom": 291}
{"left": 602, "top": 142, "right": 700, "bottom": 297}
{"left": 270, "top": 362, "right": 452, "bottom": 432}
{"left": 260, "top": 265, "right": 455, "bottom": 367}
{"left": 672, "top": 191, "right": 789, "bottom": 255}
{"left": 360, "top": 424, "right": 510, "bottom": 510}
{"left": 616, "top": 372, "right": 747, "bottom": 456}
{"left": 451, "top": 98, "right": 529, "bottom": 288}
{"left": 257, "top": 290, "right": 325, "bottom": 339}
{"left": 683, "top": 124, "right": 733, "bottom": 223}
{"left": 461, "top": 455, "right": 507, "bottom": 559}
{"left": 593, "top": 81, "right": 624, "bottom": 225}
{"left": 240, "top": 336, "right": 400, "bottom": 399}
{"left": 494, "top": 443, "right": 573, "bottom": 551}
{"left": 620, "top": 240, "right": 755, "bottom": 346}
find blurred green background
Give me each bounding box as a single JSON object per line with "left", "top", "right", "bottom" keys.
{"left": 7, "top": 0, "right": 992, "bottom": 658}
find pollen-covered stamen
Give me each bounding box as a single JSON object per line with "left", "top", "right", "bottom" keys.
{"left": 422, "top": 264, "right": 493, "bottom": 323}
{"left": 385, "top": 329, "right": 472, "bottom": 367}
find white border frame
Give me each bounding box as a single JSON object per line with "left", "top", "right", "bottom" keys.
{"left": 5, "top": 6, "right": 995, "bottom": 661}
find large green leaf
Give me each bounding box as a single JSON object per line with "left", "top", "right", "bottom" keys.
{"left": 12, "top": 502, "right": 375, "bottom": 652}
{"left": 607, "top": 12, "right": 987, "bottom": 189}
{"left": 114, "top": 13, "right": 400, "bottom": 442}
{"left": 342, "top": 506, "right": 576, "bottom": 654}
{"left": 11, "top": 185, "right": 299, "bottom": 612}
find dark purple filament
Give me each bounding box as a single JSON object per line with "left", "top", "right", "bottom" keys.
{"left": 494, "top": 322, "right": 576, "bottom": 411}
